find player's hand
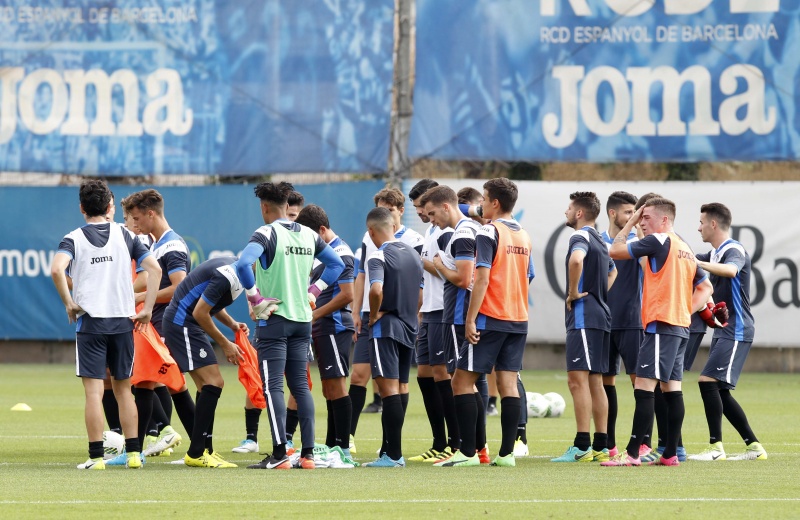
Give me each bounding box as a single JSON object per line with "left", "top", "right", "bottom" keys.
{"left": 629, "top": 206, "right": 644, "bottom": 227}
{"left": 699, "top": 302, "right": 726, "bottom": 328}
{"left": 368, "top": 311, "right": 385, "bottom": 328}
{"left": 565, "top": 291, "right": 588, "bottom": 311}
{"left": 312, "top": 308, "right": 322, "bottom": 323}
{"left": 353, "top": 313, "right": 362, "bottom": 343}
{"left": 222, "top": 340, "right": 244, "bottom": 365}
{"left": 712, "top": 301, "right": 729, "bottom": 327}
{"left": 307, "top": 284, "right": 321, "bottom": 310}
{"left": 65, "top": 301, "right": 83, "bottom": 324}
{"left": 432, "top": 254, "right": 444, "bottom": 271}
{"left": 248, "top": 303, "right": 258, "bottom": 322}
{"left": 248, "top": 289, "right": 280, "bottom": 320}
{"left": 131, "top": 308, "right": 152, "bottom": 331}
{"left": 134, "top": 292, "right": 146, "bottom": 304}
{"left": 466, "top": 320, "right": 480, "bottom": 345}
{"left": 233, "top": 322, "right": 250, "bottom": 336}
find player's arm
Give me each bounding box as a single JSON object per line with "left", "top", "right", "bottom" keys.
{"left": 695, "top": 251, "right": 739, "bottom": 279}
{"left": 192, "top": 299, "right": 244, "bottom": 364}
{"left": 609, "top": 206, "right": 643, "bottom": 259}
{"left": 607, "top": 259, "right": 618, "bottom": 291}
{"left": 313, "top": 281, "right": 353, "bottom": 322}
{"left": 137, "top": 269, "right": 185, "bottom": 304}
{"left": 132, "top": 270, "right": 147, "bottom": 292}
{"left": 51, "top": 252, "right": 82, "bottom": 323}
{"left": 366, "top": 252, "right": 386, "bottom": 327}
{"left": 465, "top": 266, "right": 489, "bottom": 345}
{"left": 134, "top": 255, "right": 162, "bottom": 329}
{"left": 435, "top": 258, "right": 473, "bottom": 288}
{"left": 566, "top": 248, "right": 588, "bottom": 311}
{"left": 309, "top": 240, "right": 345, "bottom": 302}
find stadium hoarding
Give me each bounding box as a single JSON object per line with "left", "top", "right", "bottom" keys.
{"left": 410, "top": 0, "right": 798, "bottom": 163}
{"left": 0, "top": 1, "right": 394, "bottom": 175}
{"left": 0, "top": 181, "right": 384, "bottom": 340}
{"left": 403, "top": 180, "right": 800, "bottom": 347}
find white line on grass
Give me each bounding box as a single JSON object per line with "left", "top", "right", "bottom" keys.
{"left": 1, "top": 498, "right": 799, "bottom": 505}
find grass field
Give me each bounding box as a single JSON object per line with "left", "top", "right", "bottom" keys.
{"left": 0, "top": 364, "right": 798, "bottom": 519}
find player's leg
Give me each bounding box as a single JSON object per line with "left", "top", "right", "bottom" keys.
{"left": 76, "top": 334, "right": 109, "bottom": 470}
{"left": 492, "top": 331, "right": 526, "bottom": 466}
{"left": 603, "top": 331, "right": 622, "bottom": 456}
{"left": 348, "top": 313, "right": 371, "bottom": 449}
{"left": 286, "top": 326, "right": 315, "bottom": 468}
{"left": 487, "top": 369, "right": 499, "bottom": 416}
{"left": 106, "top": 331, "right": 143, "bottom": 468}
{"left": 651, "top": 335, "right": 685, "bottom": 465}
{"left": 285, "top": 394, "right": 299, "bottom": 451}
{"left": 232, "top": 397, "right": 261, "bottom": 453}
{"left": 184, "top": 364, "right": 235, "bottom": 468}
{"left": 475, "top": 374, "right": 490, "bottom": 462}
{"left": 249, "top": 330, "right": 291, "bottom": 469}
{"left": 410, "top": 321, "right": 447, "bottom": 461}
{"left": 433, "top": 323, "right": 460, "bottom": 455}
{"left": 364, "top": 338, "right": 405, "bottom": 466}
{"left": 317, "top": 332, "right": 356, "bottom": 464}
{"left": 589, "top": 330, "right": 610, "bottom": 458}
{"left": 554, "top": 329, "right": 593, "bottom": 462}
{"left": 364, "top": 380, "right": 383, "bottom": 413}
{"left": 102, "top": 370, "right": 122, "bottom": 435}
{"left": 513, "top": 375, "right": 529, "bottom": 457}
{"left": 168, "top": 385, "right": 195, "bottom": 439}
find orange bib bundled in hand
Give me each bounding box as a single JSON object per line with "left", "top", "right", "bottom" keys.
{"left": 235, "top": 329, "right": 266, "bottom": 409}
{"left": 131, "top": 321, "right": 185, "bottom": 391}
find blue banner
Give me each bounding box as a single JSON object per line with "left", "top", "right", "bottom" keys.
{"left": 0, "top": 181, "right": 383, "bottom": 340}
{"left": 0, "top": 1, "right": 393, "bottom": 175}
{"left": 410, "top": 0, "right": 798, "bottom": 162}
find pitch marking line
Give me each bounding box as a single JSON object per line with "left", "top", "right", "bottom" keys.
{"left": 1, "top": 498, "right": 799, "bottom": 505}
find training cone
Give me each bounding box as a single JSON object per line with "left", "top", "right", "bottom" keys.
{"left": 11, "top": 403, "right": 32, "bottom": 411}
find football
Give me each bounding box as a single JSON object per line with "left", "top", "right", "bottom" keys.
{"left": 526, "top": 391, "right": 551, "bottom": 418}
{"left": 103, "top": 430, "right": 125, "bottom": 459}
{"left": 543, "top": 392, "right": 566, "bottom": 418}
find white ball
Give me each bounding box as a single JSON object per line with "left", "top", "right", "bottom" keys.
{"left": 543, "top": 392, "right": 566, "bottom": 418}
{"left": 103, "top": 430, "right": 124, "bottom": 459}
{"left": 526, "top": 391, "right": 551, "bottom": 418}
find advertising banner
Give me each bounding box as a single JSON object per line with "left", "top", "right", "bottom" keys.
{"left": 0, "top": 1, "right": 394, "bottom": 175}
{"left": 410, "top": 1, "right": 797, "bottom": 163}
{"left": 0, "top": 181, "right": 383, "bottom": 340}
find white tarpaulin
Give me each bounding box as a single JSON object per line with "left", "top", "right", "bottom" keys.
{"left": 404, "top": 181, "right": 800, "bottom": 347}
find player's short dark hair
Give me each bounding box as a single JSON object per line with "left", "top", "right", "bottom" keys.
{"left": 457, "top": 187, "right": 482, "bottom": 205}
{"left": 374, "top": 187, "right": 405, "bottom": 209}
{"left": 606, "top": 191, "right": 637, "bottom": 213}
{"left": 644, "top": 197, "right": 677, "bottom": 220}
{"left": 483, "top": 177, "right": 518, "bottom": 213}
{"left": 569, "top": 191, "right": 601, "bottom": 221}
{"left": 366, "top": 207, "right": 394, "bottom": 232}
{"left": 419, "top": 185, "right": 458, "bottom": 208}
{"left": 254, "top": 181, "right": 294, "bottom": 206}
{"left": 287, "top": 190, "right": 305, "bottom": 208}
{"left": 79, "top": 179, "right": 112, "bottom": 218}
{"left": 635, "top": 192, "right": 662, "bottom": 210}
{"left": 408, "top": 179, "right": 439, "bottom": 201}
{"left": 124, "top": 189, "right": 164, "bottom": 215}
{"left": 295, "top": 204, "right": 330, "bottom": 232}
{"left": 700, "top": 202, "right": 732, "bottom": 230}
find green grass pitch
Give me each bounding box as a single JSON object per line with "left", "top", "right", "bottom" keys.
{"left": 0, "top": 364, "right": 798, "bottom": 519}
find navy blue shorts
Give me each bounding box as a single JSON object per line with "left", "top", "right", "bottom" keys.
{"left": 605, "top": 329, "right": 642, "bottom": 376}
{"left": 76, "top": 332, "right": 134, "bottom": 380}
{"left": 683, "top": 332, "right": 706, "bottom": 372}
{"left": 701, "top": 338, "right": 752, "bottom": 390}
{"left": 352, "top": 312, "right": 371, "bottom": 365}
{"left": 442, "top": 324, "right": 463, "bottom": 374}
{"left": 415, "top": 322, "right": 430, "bottom": 366}
{"left": 427, "top": 322, "right": 454, "bottom": 368}
{"left": 566, "top": 328, "right": 610, "bottom": 373}
{"left": 313, "top": 331, "right": 351, "bottom": 380}
{"left": 636, "top": 333, "right": 687, "bottom": 383}
{"left": 163, "top": 320, "right": 217, "bottom": 373}
{"left": 457, "top": 330, "right": 525, "bottom": 374}
{"left": 369, "top": 337, "right": 413, "bottom": 383}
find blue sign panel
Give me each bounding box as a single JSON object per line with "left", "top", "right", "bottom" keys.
{"left": 0, "top": 1, "right": 393, "bottom": 174}
{"left": 410, "top": 0, "right": 797, "bottom": 162}
{"left": 0, "top": 181, "right": 384, "bottom": 340}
